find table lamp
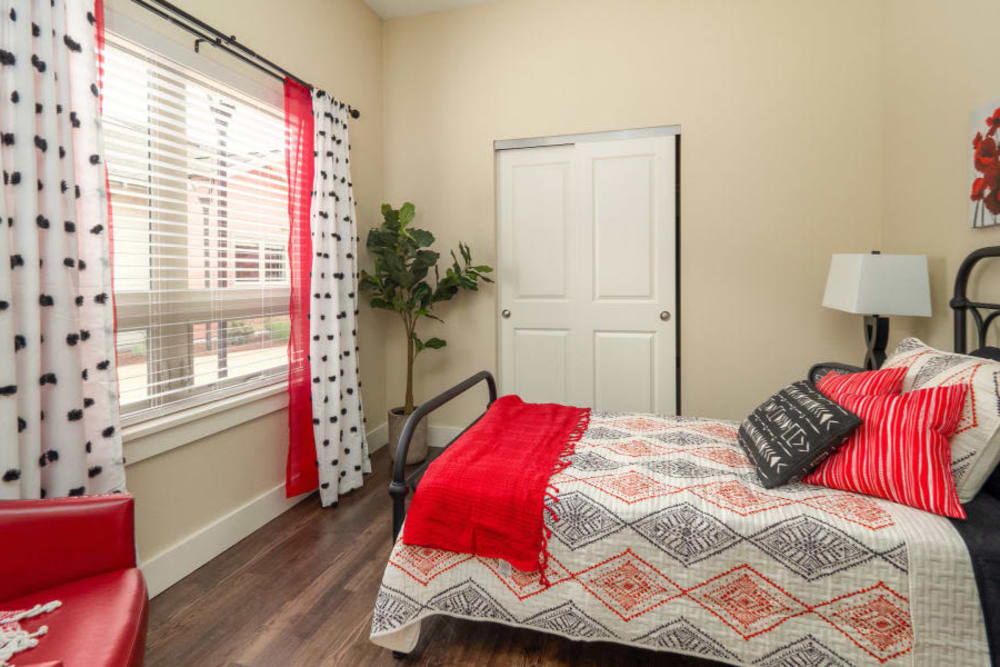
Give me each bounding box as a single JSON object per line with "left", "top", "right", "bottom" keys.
{"left": 822, "top": 251, "right": 932, "bottom": 369}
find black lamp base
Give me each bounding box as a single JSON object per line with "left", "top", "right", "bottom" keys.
{"left": 863, "top": 315, "right": 889, "bottom": 370}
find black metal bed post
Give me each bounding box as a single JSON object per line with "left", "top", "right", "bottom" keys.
{"left": 951, "top": 246, "right": 1000, "bottom": 354}
{"left": 389, "top": 371, "right": 497, "bottom": 541}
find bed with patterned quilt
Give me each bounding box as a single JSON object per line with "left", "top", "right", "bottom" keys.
{"left": 371, "top": 411, "right": 990, "bottom": 665}
{"left": 370, "top": 247, "right": 1000, "bottom": 665}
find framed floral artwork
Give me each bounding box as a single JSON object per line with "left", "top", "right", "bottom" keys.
{"left": 971, "top": 101, "right": 1000, "bottom": 228}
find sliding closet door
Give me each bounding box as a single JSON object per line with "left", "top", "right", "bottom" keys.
{"left": 497, "top": 135, "right": 676, "bottom": 414}
{"left": 497, "top": 146, "right": 582, "bottom": 405}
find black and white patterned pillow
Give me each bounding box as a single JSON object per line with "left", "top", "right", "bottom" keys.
{"left": 738, "top": 381, "right": 861, "bottom": 488}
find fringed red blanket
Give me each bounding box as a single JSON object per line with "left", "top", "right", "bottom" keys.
{"left": 402, "top": 395, "right": 590, "bottom": 582}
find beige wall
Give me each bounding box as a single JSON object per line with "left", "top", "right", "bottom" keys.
{"left": 106, "top": 0, "right": 386, "bottom": 562}
{"left": 881, "top": 0, "right": 1000, "bottom": 351}
{"left": 381, "top": 0, "right": 884, "bottom": 425}
{"left": 126, "top": 410, "right": 287, "bottom": 558}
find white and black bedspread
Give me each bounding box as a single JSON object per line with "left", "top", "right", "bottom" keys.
{"left": 370, "top": 414, "right": 990, "bottom": 665}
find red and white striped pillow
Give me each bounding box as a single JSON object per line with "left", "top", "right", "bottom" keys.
{"left": 815, "top": 367, "right": 906, "bottom": 401}
{"left": 803, "top": 384, "right": 969, "bottom": 519}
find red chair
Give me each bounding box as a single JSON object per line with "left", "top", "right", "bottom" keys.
{"left": 0, "top": 495, "right": 148, "bottom": 667}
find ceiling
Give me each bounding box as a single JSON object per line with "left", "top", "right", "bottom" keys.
{"left": 364, "top": 0, "right": 496, "bottom": 19}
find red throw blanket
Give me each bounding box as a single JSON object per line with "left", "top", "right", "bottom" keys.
{"left": 402, "top": 395, "right": 590, "bottom": 581}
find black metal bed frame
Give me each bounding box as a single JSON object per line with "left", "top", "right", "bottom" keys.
{"left": 951, "top": 246, "right": 1000, "bottom": 360}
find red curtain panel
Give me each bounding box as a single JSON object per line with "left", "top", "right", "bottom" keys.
{"left": 284, "top": 78, "right": 317, "bottom": 497}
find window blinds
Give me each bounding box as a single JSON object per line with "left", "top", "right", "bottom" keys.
{"left": 102, "top": 32, "right": 291, "bottom": 421}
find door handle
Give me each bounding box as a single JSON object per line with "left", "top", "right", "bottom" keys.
{"left": 501, "top": 309, "right": 511, "bottom": 319}
{"left": 659, "top": 311, "right": 671, "bottom": 322}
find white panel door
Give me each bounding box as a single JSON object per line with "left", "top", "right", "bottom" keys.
{"left": 497, "top": 145, "right": 579, "bottom": 405}
{"left": 497, "top": 135, "right": 676, "bottom": 414}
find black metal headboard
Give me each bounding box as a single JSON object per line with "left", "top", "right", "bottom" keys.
{"left": 951, "top": 246, "right": 1000, "bottom": 362}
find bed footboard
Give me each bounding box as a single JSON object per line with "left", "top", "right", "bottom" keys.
{"left": 389, "top": 371, "right": 497, "bottom": 541}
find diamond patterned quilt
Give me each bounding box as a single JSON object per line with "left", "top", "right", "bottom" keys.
{"left": 370, "top": 414, "right": 989, "bottom": 665}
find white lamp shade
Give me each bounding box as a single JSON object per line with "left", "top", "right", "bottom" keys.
{"left": 823, "top": 253, "right": 932, "bottom": 317}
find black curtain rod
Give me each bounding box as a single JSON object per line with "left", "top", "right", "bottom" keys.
{"left": 129, "top": 0, "right": 360, "bottom": 119}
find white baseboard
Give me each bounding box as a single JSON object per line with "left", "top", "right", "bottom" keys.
{"left": 429, "top": 425, "right": 462, "bottom": 447}
{"left": 372, "top": 423, "right": 464, "bottom": 456}
{"left": 140, "top": 483, "right": 309, "bottom": 597}
{"left": 367, "top": 421, "right": 388, "bottom": 452}
{"left": 140, "top": 422, "right": 390, "bottom": 598}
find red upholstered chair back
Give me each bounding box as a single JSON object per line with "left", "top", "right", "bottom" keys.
{"left": 0, "top": 495, "right": 137, "bottom": 601}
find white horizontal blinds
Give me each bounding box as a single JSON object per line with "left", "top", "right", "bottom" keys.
{"left": 102, "top": 33, "right": 291, "bottom": 419}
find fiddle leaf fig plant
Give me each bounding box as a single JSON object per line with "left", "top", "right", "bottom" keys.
{"left": 359, "top": 202, "right": 493, "bottom": 415}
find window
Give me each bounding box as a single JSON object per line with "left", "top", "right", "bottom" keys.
{"left": 264, "top": 245, "right": 286, "bottom": 282}
{"left": 103, "top": 32, "right": 290, "bottom": 422}
{"left": 234, "top": 241, "right": 261, "bottom": 283}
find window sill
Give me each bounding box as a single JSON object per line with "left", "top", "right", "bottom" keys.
{"left": 122, "top": 383, "right": 288, "bottom": 466}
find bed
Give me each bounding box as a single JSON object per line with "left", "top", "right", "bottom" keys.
{"left": 370, "top": 247, "right": 1000, "bottom": 666}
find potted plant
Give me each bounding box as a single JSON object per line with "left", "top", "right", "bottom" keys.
{"left": 360, "top": 202, "right": 493, "bottom": 464}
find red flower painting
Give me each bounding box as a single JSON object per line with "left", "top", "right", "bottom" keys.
{"left": 971, "top": 108, "right": 1000, "bottom": 226}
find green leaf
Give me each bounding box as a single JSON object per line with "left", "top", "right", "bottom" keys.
{"left": 399, "top": 202, "right": 416, "bottom": 227}
{"left": 367, "top": 228, "right": 397, "bottom": 250}
{"left": 412, "top": 249, "right": 439, "bottom": 269}
{"left": 411, "top": 331, "right": 424, "bottom": 354}
{"left": 359, "top": 270, "right": 383, "bottom": 290}
{"left": 381, "top": 204, "right": 400, "bottom": 231}
{"left": 472, "top": 265, "right": 493, "bottom": 273}
{"left": 369, "top": 297, "right": 392, "bottom": 310}
{"left": 431, "top": 283, "right": 458, "bottom": 302}
{"left": 411, "top": 282, "right": 432, "bottom": 308}
{"left": 424, "top": 337, "right": 447, "bottom": 350}
{"left": 407, "top": 250, "right": 435, "bottom": 283}
{"left": 382, "top": 252, "right": 412, "bottom": 288}
{"left": 409, "top": 228, "right": 435, "bottom": 248}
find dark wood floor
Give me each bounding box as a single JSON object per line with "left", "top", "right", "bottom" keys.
{"left": 147, "top": 446, "right": 719, "bottom": 666}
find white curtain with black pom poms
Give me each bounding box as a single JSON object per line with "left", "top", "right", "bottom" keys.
{"left": 0, "top": 0, "right": 124, "bottom": 499}
{"left": 309, "top": 90, "right": 369, "bottom": 507}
